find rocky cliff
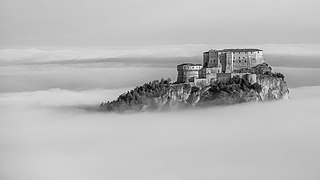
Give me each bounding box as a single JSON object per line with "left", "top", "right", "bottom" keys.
{"left": 100, "top": 63, "right": 289, "bottom": 112}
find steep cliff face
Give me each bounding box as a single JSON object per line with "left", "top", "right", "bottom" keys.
{"left": 257, "top": 75, "right": 289, "bottom": 101}
{"left": 100, "top": 64, "right": 289, "bottom": 112}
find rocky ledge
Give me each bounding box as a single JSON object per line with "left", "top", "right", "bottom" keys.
{"left": 100, "top": 63, "right": 289, "bottom": 112}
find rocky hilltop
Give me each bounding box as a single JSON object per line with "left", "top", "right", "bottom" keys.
{"left": 100, "top": 63, "right": 289, "bottom": 112}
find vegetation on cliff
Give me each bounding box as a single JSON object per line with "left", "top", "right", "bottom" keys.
{"left": 234, "top": 63, "right": 285, "bottom": 79}
{"left": 100, "top": 78, "right": 173, "bottom": 112}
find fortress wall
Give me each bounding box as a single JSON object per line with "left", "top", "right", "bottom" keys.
{"left": 199, "top": 67, "right": 221, "bottom": 78}
{"left": 178, "top": 49, "right": 264, "bottom": 83}
{"left": 205, "top": 50, "right": 220, "bottom": 68}
{"left": 217, "top": 73, "right": 232, "bottom": 83}
{"left": 231, "top": 51, "right": 264, "bottom": 71}
{"left": 177, "top": 64, "right": 203, "bottom": 83}
{"left": 203, "top": 53, "right": 209, "bottom": 67}
{"left": 255, "top": 51, "right": 264, "bottom": 65}
{"left": 232, "top": 52, "right": 250, "bottom": 70}
{"left": 226, "top": 52, "right": 233, "bottom": 73}
{"left": 247, "top": 52, "right": 257, "bottom": 68}
{"left": 219, "top": 52, "right": 227, "bottom": 72}
{"left": 177, "top": 70, "right": 200, "bottom": 83}
{"left": 247, "top": 51, "right": 264, "bottom": 67}
{"left": 231, "top": 73, "right": 249, "bottom": 78}
{"left": 193, "top": 78, "right": 210, "bottom": 87}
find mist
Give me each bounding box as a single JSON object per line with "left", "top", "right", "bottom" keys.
{"left": 1, "top": 86, "right": 320, "bottom": 180}
{"left": 1, "top": 44, "right": 320, "bottom": 179}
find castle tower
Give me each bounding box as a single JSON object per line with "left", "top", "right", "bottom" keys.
{"left": 203, "top": 49, "right": 221, "bottom": 68}
{"left": 176, "top": 63, "right": 203, "bottom": 83}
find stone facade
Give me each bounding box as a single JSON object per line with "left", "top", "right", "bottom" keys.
{"left": 203, "top": 49, "right": 264, "bottom": 73}
{"left": 199, "top": 67, "right": 221, "bottom": 79}
{"left": 177, "top": 49, "right": 264, "bottom": 85}
{"left": 176, "top": 63, "right": 203, "bottom": 83}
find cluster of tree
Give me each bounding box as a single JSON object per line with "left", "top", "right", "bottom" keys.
{"left": 194, "top": 75, "right": 263, "bottom": 106}
{"left": 272, "top": 72, "right": 285, "bottom": 79}
{"left": 207, "top": 75, "right": 262, "bottom": 96}
{"left": 234, "top": 63, "right": 285, "bottom": 80}
{"left": 234, "top": 63, "right": 271, "bottom": 74}
{"left": 100, "top": 78, "right": 172, "bottom": 111}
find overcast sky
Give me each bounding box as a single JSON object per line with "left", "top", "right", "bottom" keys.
{"left": 0, "top": 0, "right": 320, "bottom": 48}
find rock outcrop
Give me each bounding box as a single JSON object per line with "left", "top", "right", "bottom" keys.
{"left": 100, "top": 63, "right": 289, "bottom": 112}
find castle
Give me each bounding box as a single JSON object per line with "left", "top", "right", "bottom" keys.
{"left": 177, "top": 49, "right": 264, "bottom": 85}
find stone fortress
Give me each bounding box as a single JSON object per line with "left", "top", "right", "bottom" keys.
{"left": 177, "top": 49, "right": 265, "bottom": 85}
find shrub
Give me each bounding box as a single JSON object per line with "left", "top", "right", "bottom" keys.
{"left": 251, "top": 83, "right": 262, "bottom": 93}
{"left": 275, "top": 72, "right": 284, "bottom": 79}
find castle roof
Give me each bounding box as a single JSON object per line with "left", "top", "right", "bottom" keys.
{"left": 221, "top": 48, "right": 263, "bottom": 52}
{"left": 204, "top": 48, "right": 263, "bottom": 53}
{"left": 177, "top": 63, "right": 202, "bottom": 66}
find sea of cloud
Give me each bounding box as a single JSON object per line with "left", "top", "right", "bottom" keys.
{"left": 1, "top": 45, "right": 320, "bottom": 180}
{"left": 1, "top": 86, "right": 320, "bottom": 180}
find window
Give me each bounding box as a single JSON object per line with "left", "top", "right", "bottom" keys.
{"left": 245, "top": 60, "right": 247, "bottom": 62}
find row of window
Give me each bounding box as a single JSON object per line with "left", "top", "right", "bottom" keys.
{"left": 233, "top": 60, "right": 247, "bottom": 63}
{"left": 233, "top": 51, "right": 260, "bottom": 54}
{"left": 233, "top": 56, "right": 246, "bottom": 59}
{"left": 183, "top": 66, "right": 201, "bottom": 69}
{"left": 209, "top": 59, "right": 248, "bottom": 63}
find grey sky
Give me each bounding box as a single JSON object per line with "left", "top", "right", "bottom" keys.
{"left": 0, "top": 0, "right": 319, "bottom": 47}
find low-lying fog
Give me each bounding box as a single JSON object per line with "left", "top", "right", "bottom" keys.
{"left": 1, "top": 46, "right": 320, "bottom": 180}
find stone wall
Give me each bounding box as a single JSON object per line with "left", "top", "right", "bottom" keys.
{"left": 225, "top": 52, "right": 233, "bottom": 73}
{"left": 203, "top": 49, "right": 264, "bottom": 73}
{"left": 231, "top": 73, "right": 249, "bottom": 78}
{"left": 199, "top": 67, "right": 220, "bottom": 79}
{"left": 232, "top": 51, "right": 264, "bottom": 71}
{"left": 217, "top": 73, "right": 232, "bottom": 83}
{"left": 232, "top": 51, "right": 250, "bottom": 70}
{"left": 177, "top": 64, "right": 203, "bottom": 83}
{"left": 203, "top": 50, "right": 220, "bottom": 68}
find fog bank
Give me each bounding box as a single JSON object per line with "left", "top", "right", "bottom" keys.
{"left": 1, "top": 86, "right": 320, "bottom": 180}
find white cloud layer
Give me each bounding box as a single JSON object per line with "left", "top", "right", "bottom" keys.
{"left": 0, "top": 86, "right": 320, "bottom": 180}
{"left": 1, "top": 46, "right": 320, "bottom": 180}
{"left": 1, "top": 44, "right": 320, "bottom": 63}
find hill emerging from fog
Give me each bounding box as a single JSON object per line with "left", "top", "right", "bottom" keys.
{"left": 100, "top": 63, "right": 289, "bottom": 112}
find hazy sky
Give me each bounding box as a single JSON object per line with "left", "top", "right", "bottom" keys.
{"left": 1, "top": 0, "right": 320, "bottom": 47}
